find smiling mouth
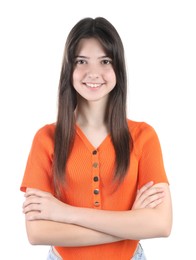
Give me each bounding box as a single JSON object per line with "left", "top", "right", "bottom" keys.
{"left": 84, "top": 83, "right": 103, "bottom": 88}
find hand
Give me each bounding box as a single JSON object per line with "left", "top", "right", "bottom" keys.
{"left": 23, "top": 188, "right": 72, "bottom": 222}
{"left": 132, "top": 181, "right": 165, "bottom": 210}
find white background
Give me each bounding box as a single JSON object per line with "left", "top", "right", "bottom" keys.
{"left": 0, "top": 0, "right": 195, "bottom": 259}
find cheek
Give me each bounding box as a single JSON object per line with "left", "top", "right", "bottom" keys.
{"left": 72, "top": 70, "right": 80, "bottom": 85}
{"left": 72, "top": 67, "right": 86, "bottom": 80}
{"left": 107, "top": 70, "right": 116, "bottom": 85}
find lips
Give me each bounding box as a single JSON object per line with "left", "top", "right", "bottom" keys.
{"left": 85, "top": 83, "right": 103, "bottom": 88}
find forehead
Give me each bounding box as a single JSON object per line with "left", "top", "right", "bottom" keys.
{"left": 75, "top": 38, "right": 106, "bottom": 55}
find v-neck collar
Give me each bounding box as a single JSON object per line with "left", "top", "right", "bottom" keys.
{"left": 75, "top": 125, "right": 111, "bottom": 152}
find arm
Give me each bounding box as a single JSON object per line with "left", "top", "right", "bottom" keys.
{"left": 23, "top": 182, "right": 168, "bottom": 245}
{"left": 25, "top": 218, "right": 122, "bottom": 246}
{"left": 71, "top": 183, "right": 172, "bottom": 240}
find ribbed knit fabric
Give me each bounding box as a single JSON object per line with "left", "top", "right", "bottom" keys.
{"left": 20, "top": 120, "right": 168, "bottom": 259}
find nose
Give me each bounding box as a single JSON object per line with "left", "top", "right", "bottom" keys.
{"left": 87, "top": 73, "right": 99, "bottom": 80}
{"left": 86, "top": 64, "right": 100, "bottom": 80}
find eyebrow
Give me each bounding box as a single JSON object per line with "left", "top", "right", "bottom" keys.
{"left": 74, "top": 55, "right": 111, "bottom": 59}
{"left": 74, "top": 55, "right": 89, "bottom": 59}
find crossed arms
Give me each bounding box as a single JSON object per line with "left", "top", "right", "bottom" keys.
{"left": 23, "top": 181, "right": 172, "bottom": 247}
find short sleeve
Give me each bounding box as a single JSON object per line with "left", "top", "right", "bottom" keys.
{"left": 137, "top": 123, "right": 168, "bottom": 189}
{"left": 20, "top": 124, "right": 55, "bottom": 194}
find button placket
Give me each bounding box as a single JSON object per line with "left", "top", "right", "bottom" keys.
{"left": 92, "top": 150, "right": 101, "bottom": 208}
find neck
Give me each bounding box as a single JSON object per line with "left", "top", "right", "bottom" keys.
{"left": 75, "top": 99, "right": 107, "bottom": 128}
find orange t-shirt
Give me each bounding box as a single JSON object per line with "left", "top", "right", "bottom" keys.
{"left": 20, "top": 120, "right": 168, "bottom": 259}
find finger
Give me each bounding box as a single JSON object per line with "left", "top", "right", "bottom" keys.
{"left": 25, "top": 211, "right": 41, "bottom": 221}
{"left": 137, "top": 181, "right": 154, "bottom": 196}
{"left": 25, "top": 188, "right": 49, "bottom": 198}
{"left": 23, "top": 196, "right": 41, "bottom": 209}
{"left": 138, "top": 186, "right": 165, "bottom": 204}
{"left": 143, "top": 191, "right": 165, "bottom": 208}
{"left": 136, "top": 181, "right": 154, "bottom": 200}
{"left": 25, "top": 188, "right": 41, "bottom": 198}
{"left": 23, "top": 202, "right": 41, "bottom": 214}
{"left": 146, "top": 198, "right": 164, "bottom": 209}
{"left": 143, "top": 186, "right": 165, "bottom": 197}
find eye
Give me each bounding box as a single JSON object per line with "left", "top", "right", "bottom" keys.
{"left": 101, "top": 59, "right": 112, "bottom": 65}
{"left": 74, "top": 59, "right": 87, "bottom": 65}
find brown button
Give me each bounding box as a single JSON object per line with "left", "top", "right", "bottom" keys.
{"left": 92, "top": 150, "right": 97, "bottom": 155}
{"left": 94, "top": 189, "right": 99, "bottom": 195}
{"left": 94, "top": 201, "right": 100, "bottom": 207}
{"left": 93, "top": 176, "right": 99, "bottom": 182}
{"left": 92, "top": 162, "right": 98, "bottom": 168}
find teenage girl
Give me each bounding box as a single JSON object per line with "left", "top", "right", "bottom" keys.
{"left": 21, "top": 17, "right": 172, "bottom": 260}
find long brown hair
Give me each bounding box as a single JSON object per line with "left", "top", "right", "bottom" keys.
{"left": 53, "top": 17, "right": 132, "bottom": 195}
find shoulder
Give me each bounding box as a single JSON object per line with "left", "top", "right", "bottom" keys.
{"left": 127, "top": 119, "right": 160, "bottom": 154}
{"left": 32, "top": 123, "right": 56, "bottom": 148}
{"left": 127, "top": 119, "right": 157, "bottom": 140}
{"left": 35, "top": 123, "right": 56, "bottom": 137}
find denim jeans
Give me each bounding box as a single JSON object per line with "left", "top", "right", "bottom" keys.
{"left": 47, "top": 247, "right": 62, "bottom": 260}
{"left": 47, "top": 244, "right": 147, "bottom": 260}
{"left": 132, "top": 244, "right": 147, "bottom": 260}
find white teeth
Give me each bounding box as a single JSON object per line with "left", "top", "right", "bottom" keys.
{"left": 86, "top": 83, "right": 102, "bottom": 88}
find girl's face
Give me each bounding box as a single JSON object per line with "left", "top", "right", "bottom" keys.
{"left": 72, "top": 38, "right": 116, "bottom": 103}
